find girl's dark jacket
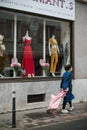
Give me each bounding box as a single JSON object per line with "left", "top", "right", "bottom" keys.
{"left": 60, "top": 71, "right": 75, "bottom": 103}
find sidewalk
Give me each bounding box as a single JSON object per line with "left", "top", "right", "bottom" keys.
{"left": 0, "top": 102, "right": 87, "bottom": 130}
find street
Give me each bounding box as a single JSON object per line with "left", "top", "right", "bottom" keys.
{"left": 0, "top": 102, "right": 87, "bottom": 130}
{"left": 32, "top": 118, "right": 87, "bottom": 130}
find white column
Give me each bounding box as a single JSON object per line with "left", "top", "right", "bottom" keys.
{"left": 43, "top": 19, "right": 46, "bottom": 61}
{"left": 43, "top": 19, "right": 46, "bottom": 76}
{"left": 14, "top": 14, "right": 17, "bottom": 58}
{"left": 13, "top": 14, "right": 17, "bottom": 78}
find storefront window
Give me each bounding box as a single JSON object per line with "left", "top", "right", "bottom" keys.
{"left": 0, "top": 10, "right": 71, "bottom": 78}
{"left": 17, "top": 14, "right": 43, "bottom": 77}
{"left": 0, "top": 11, "right": 14, "bottom": 77}
{"left": 46, "top": 19, "right": 71, "bottom": 76}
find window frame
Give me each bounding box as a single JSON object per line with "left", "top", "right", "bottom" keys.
{"left": 0, "top": 9, "right": 74, "bottom": 81}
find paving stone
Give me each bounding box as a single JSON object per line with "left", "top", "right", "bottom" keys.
{"left": 0, "top": 102, "right": 87, "bottom": 130}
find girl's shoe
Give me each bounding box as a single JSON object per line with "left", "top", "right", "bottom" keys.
{"left": 69, "top": 106, "right": 74, "bottom": 111}
{"left": 61, "top": 109, "right": 69, "bottom": 113}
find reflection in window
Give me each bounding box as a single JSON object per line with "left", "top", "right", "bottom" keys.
{"left": 0, "top": 10, "right": 71, "bottom": 78}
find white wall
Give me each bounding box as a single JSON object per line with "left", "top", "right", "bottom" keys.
{"left": 75, "top": 2, "right": 87, "bottom": 78}
{"left": 0, "top": 79, "right": 87, "bottom": 113}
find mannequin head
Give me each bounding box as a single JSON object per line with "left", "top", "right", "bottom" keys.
{"left": 23, "top": 30, "right": 31, "bottom": 41}
{"left": 25, "top": 30, "right": 29, "bottom": 37}
{"left": 52, "top": 35, "right": 55, "bottom": 39}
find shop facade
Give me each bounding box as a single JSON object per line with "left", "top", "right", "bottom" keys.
{"left": 0, "top": 0, "right": 87, "bottom": 113}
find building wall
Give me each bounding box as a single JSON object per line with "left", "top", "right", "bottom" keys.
{"left": 0, "top": 81, "right": 60, "bottom": 113}
{"left": 0, "top": 78, "right": 87, "bottom": 113}
{"left": 75, "top": 2, "right": 87, "bottom": 78}
{"left": 0, "top": 2, "right": 87, "bottom": 113}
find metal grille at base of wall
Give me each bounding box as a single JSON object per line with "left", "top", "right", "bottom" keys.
{"left": 27, "top": 94, "right": 45, "bottom": 103}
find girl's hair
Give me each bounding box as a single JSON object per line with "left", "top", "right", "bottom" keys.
{"left": 64, "top": 64, "right": 72, "bottom": 71}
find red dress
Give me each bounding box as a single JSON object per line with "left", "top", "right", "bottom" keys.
{"left": 22, "top": 37, "right": 35, "bottom": 77}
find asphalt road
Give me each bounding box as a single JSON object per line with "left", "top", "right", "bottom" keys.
{"left": 31, "top": 117, "right": 87, "bottom": 130}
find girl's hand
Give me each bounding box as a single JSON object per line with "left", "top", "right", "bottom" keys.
{"left": 65, "top": 88, "right": 69, "bottom": 92}
{"left": 67, "top": 87, "right": 69, "bottom": 91}
{"left": 63, "top": 88, "right": 69, "bottom": 96}
{"left": 60, "top": 88, "right": 63, "bottom": 92}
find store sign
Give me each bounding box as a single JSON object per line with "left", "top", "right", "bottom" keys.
{"left": 0, "top": 0, "right": 75, "bottom": 20}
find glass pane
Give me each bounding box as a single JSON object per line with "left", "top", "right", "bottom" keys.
{"left": 0, "top": 10, "right": 71, "bottom": 78}
{"left": 46, "top": 19, "right": 71, "bottom": 76}
{"left": 17, "top": 14, "right": 43, "bottom": 77}
{"left": 0, "top": 11, "right": 14, "bottom": 77}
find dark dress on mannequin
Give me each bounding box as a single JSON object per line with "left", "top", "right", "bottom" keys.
{"left": 22, "top": 37, "right": 35, "bottom": 77}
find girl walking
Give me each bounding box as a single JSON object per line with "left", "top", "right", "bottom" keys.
{"left": 60, "top": 64, "right": 75, "bottom": 113}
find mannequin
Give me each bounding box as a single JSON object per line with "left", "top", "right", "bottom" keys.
{"left": 23, "top": 30, "right": 31, "bottom": 41}
{"left": 22, "top": 30, "right": 35, "bottom": 77}
{"left": 49, "top": 35, "right": 59, "bottom": 76}
{"left": 0, "top": 34, "right": 5, "bottom": 56}
{"left": 0, "top": 34, "right": 6, "bottom": 77}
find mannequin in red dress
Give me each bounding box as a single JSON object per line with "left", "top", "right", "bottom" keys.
{"left": 22, "top": 31, "right": 35, "bottom": 77}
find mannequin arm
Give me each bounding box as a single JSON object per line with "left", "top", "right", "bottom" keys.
{"left": 1, "top": 44, "right": 5, "bottom": 51}
{"left": 48, "top": 42, "right": 51, "bottom": 56}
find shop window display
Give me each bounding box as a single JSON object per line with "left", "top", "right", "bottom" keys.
{"left": 0, "top": 10, "right": 71, "bottom": 78}
{"left": 48, "top": 35, "right": 60, "bottom": 77}
{"left": 22, "top": 30, "right": 35, "bottom": 77}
